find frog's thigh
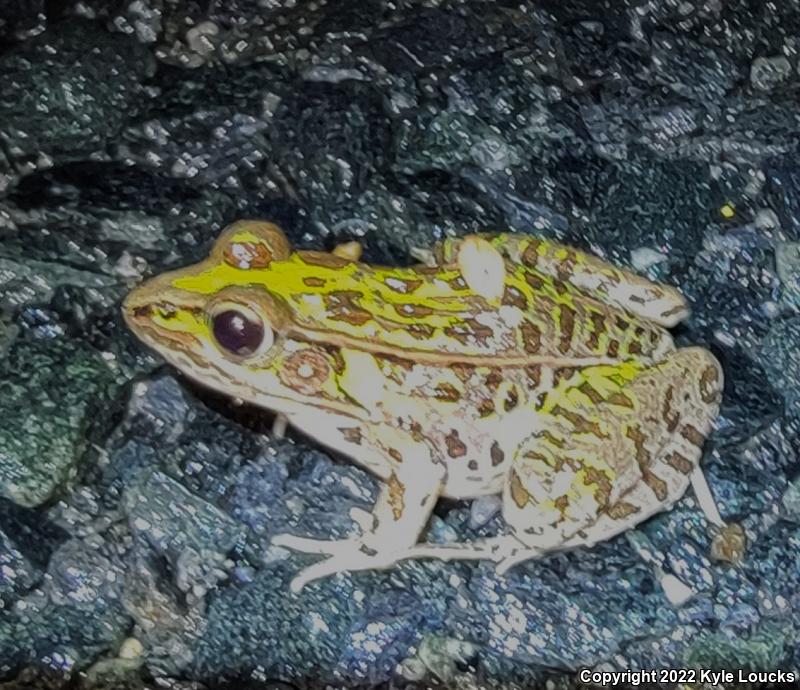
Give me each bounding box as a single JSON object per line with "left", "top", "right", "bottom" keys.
{"left": 504, "top": 347, "right": 723, "bottom": 550}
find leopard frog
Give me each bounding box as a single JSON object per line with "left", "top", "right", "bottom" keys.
{"left": 123, "top": 221, "right": 731, "bottom": 592}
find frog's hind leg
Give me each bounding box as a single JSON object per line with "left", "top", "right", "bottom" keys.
{"left": 394, "top": 347, "right": 729, "bottom": 574}
{"left": 499, "top": 346, "right": 725, "bottom": 571}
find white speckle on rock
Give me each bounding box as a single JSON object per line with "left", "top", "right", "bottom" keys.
{"left": 750, "top": 55, "right": 792, "bottom": 91}
{"left": 660, "top": 572, "right": 694, "bottom": 605}
{"left": 470, "top": 494, "right": 502, "bottom": 529}
{"left": 118, "top": 637, "right": 143, "bottom": 660}
{"left": 630, "top": 247, "right": 667, "bottom": 271}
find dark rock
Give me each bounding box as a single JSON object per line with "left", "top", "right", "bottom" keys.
{"left": 0, "top": 19, "right": 152, "bottom": 190}
{"left": 0, "top": 337, "right": 115, "bottom": 507}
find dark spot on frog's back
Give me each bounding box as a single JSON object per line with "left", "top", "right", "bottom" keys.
{"left": 524, "top": 272, "right": 545, "bottom": 290}
{"left": 490, "top": 441, "right": 505, "bottom": 466}
{"left": 553, "top": 367, "right": 576, "bottom": 386}
{"left": 303, "top": 276, "right": 326, "bottom": 288}
{"left": 662, "top": 385, "right": 679, "bottom": 432}
{"left": 484, "top": 369, "right": 503, "bottom": 391}
{"left": 578, "top": 381, "right": 603, "bottom": 404}
{"left": 448, "top": 275, "right": 468, "bottom": 291}
{"left": 132, "top": 305, "right": 152, "bottom": 318}
{"left": 339, "top": 427, "right": 363, "bottom": 445}
{"left": 325, "top": 290, "right": 373, "bottom": 326}
{"left": 666, "top": 451, "right": 693, "bottom": 474}
{"left": 394, "top": 303, "right": 433, "bottom": 318}
{"left": 558, "top": 305, "right": 576, "bottom": 353}
{"left": 449, "top": 363, "right": 473, "bottom": 382}
{"left": 384, "top": 277, "right": 423, "bottom": 294}
{"left": 502, "top": 286, "right": 529, "bottom": 310}
{"left": 504, "top": 386, "right": 519, "bottom": 411}
{"left": 643, "top": 471, "right": 668, "bottom": 501}
{"left": 607, "top": 501, "right": 640, "bottom": 520}
{"left": 224, "top": 241, "right": 273, "bottom": 269}
{"left": 301, "top": 251, "right": 350, "bottom": 269}
{"left": 509, "top": 470, "right": 530, "bottom": 508}
{"left": 582, "top": 466, "right": 612, "bottom": 507}
{"left": 681, "top": 424, "right": 705, "bottom": 448}
{"left": 434, "top": 382, "right": 461, "bottom": 402}
{"left": 445, "top": 429, "right": 467, "bottom": 458}
{"left": 586, "top": 312, "right": 606, "bottom": 350}
{"left": 521, "top": 240, "right": 542, "bottom": 267}
{"left": 627, "top": 341, "right": 643, "bottom": 355}
{"left": 478, "top": 398, "right": 495, "bottom": 417}
{"left": 407, "top": 322, "right": 436, "bottom": 339}
{"left": 520, "top": 321, "right": 541, "bottom": 354}
{"left": 462, "top": 318, "right": 494, "bottom": 346}
{"left": 699, "top": 365, "right": 720, "bottom": 403}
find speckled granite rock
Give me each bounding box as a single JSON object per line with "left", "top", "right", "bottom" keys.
{"left": 1, "top": 2, "right": 800, "bottom": 689}
{"left": 0, "top": 337, "right": 116, "bottom": 507}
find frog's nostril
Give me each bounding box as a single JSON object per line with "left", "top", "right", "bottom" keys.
{"left": 157, "top": 303, "right": 178, "bottom": 320}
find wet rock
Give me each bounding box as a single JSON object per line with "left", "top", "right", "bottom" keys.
{"left": 759, "top": 317, "right": 800, "bottom": 401}
{"left": 583, "top": 150, "right": 711, "bottom": 257}
{"left": 767, "top": 160, "right": 800, "bottom": 241}
{"left": 122, "top": 469, "right": 244, "bottom": 596}
{"left": 650, "top": 32, "right": 739, "bottom": 103}
{"left": 120, "top": 548, "right": 204, "bottom": 676}
{"left": 0, "top": 535, "right": 131, "bottom": 676}
{"left": 750, "top": 55, "right": 793, "bottom": 91}
{"left": 0, "top": 19, "right": 152, "bottom": 189}
{"left": 683, "top": 620, "right": 793, "bottom": 669}
{"left": 0, "top": 526, "right": 39, "bottom": 604}
{"left": 0, "top": 337, "right": 115, "bottom": 507}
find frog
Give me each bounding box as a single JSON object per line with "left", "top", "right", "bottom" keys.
{"left": 123, "top": 220, "right": 738, "bottom": 593}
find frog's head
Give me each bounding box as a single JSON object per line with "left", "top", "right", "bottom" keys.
{"left": 122, "top": 221, "right": 365, "bottom": 417}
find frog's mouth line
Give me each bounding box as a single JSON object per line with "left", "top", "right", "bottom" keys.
{"left": 131, "top": 326, "right": 369, "bottom": 422}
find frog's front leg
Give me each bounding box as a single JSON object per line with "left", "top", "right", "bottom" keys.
{"left": 272, "top": 460, "right": 446, "bottom": 592}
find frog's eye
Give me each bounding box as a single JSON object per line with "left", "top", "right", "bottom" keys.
{"left": 209, "top": 304, "right": 273, "bottom": 357}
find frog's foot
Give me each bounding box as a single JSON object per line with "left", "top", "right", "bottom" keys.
{"left": 270, "top": 532, "right": 405, "bottom": 592}
{"left": 710, "top": 522, "right": 747, "bottom": 563}
{"left": 689, "top": 466, "right": 747, "bottom": 563}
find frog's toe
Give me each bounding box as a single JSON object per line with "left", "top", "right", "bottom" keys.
{"left": 271, "top": 533, "right": 358, "bottom": 555}
{"left": 710, "top": 523, "right": 747, "bottom": 563}
{"left": 287, "top": 545, "right": 403, "bottom": 593}
{"left": 495, "top": 540, "right": 541, "bottom": 575}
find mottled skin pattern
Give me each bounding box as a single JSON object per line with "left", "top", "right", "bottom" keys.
{"left": 123, "top": 221, "right": 725, "bottom": 592}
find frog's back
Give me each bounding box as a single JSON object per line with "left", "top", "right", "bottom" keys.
{"left": 168, "top": 221, "right": 674, "bottom": 367}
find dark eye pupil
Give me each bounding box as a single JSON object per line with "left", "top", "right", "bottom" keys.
{"left": 212, "top": 309, "right": 264, "bottom": 356}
